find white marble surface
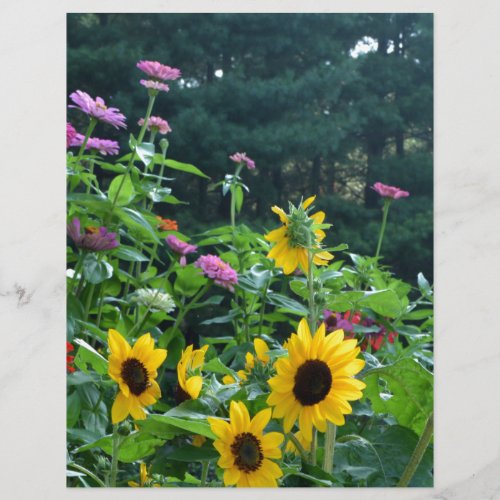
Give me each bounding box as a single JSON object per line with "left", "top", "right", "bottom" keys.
{"left": 1, "top": 0, "right": 500, "bottom": 498}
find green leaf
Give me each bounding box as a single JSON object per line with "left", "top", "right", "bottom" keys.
{"left": 82, "top": 253, "right": 113, "bottom": 285}
{"left": 67, "top": 391, "right": 81, "bottom": 428}
{"left": 162, "top": 444, "right": 219, "bottom": 462}
{"left": 136, "top": 142, "right": 155, "bottom": 169}
{"left": 203, "top": 357, "right": 238, "bottom": 377}
{"left": 107, "top": 174, "right": 135, "bottom": 206}
{"left": 235, "top": 185, "right": 244, "bottom": 213}
{"left": 359, "top": 289, "right": 402, "bottom": 318}
{"left": 73, "top": 338, "right": 109, "bottom": 375}
{"left": 150, "top": 415, "right": 216, "bottom": 440}
{"left": 418, "top": 272, "right": 433, "bottom": 298}
{"left": 174, "top": 265, "right": 208, "bottom": 297}
{"left": 67, "top": 294, "right": 84, "bottom": 340}
{"left": 266, "top": 292, "right": 308, "bottom": 316}
{"left": 162, "top": 158, "right": 210, "bottom": 179}
{"left": 289, "top": 279, "right": 308, "bottom": 299}
{"left": 116, "top": 207, "right": 160, "bottom": 243}
{"left": 147, "top": 186, "right": 172, "bottom": 203}
{"left": 363, "top": 358, "right": 433, "bottom": 436}
{"left": 75, "top": 432, "right": 165, "bottom": 463}
{"left": 113, "top": 245, "right": 149, "bottom": 262}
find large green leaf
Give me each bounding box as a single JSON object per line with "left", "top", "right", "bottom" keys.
{"left": 266, "top": 292, "right": 308, "bottom": 316}
{"left": 136, "top": 142, "right": 155, "bottom": 170}
{"left": 174, "top": 265, "right": 207, "bottom": 297}
{"left": 82, "top": 253, "right": 113, "bottom": 284}
{"left": 73, "top": 338, "right": 109, "bottom": 375}
{"left": 161, "top": 158, "right": 210, "bottom": 179}
{"left": 113, "top": 245, "right": 149, "bottom": 262}
{"left": 151, "top": 413, "right": 216, "bottom": 440}
{"left": 116, "top": 207, "right": 160, "bottom": 243}
{"left": 359, "top": 290, "right": 402, "bottom": 318}
{"left": 162, "top": 444, "right": 219, "bottom": 462}
{"left": 363, "top": 358, "right": 433, "bottom": 436}
{"left": 107, "top": 174, "right": 135, "bottom": 206}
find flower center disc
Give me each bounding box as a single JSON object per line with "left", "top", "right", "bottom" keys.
{"left": 293, "top": 359, "right": 332, "bottom": 406}
{"left": 121, "top": 358, "right": 149, "bottom": 395}
{"left": 231, "top": 432, "right": 263, "bottom": 472}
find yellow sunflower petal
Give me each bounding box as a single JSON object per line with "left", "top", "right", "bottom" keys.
{"left": 254, "top": 338, "right": 270, "bottom": 363}
{"left": 145, "top": 348, "right": 167, "bottom": 374}
{"left": 185, "top": 375, "right": 203, "bottom": 400}
{"left": 271, "top": 205, "right": 289, "bottom": 224}
{"left": 108, "top": 329, "right": 131, "bottom": 360}
{"left": 283, "top": 402, "right": 301, "bottom": 433}
{"left": 138, "top": 391, "right": 157, "bottom": 406}
{"left": 218, "top": 452, "right": 235, "bottom": 468}
{"left": 249, "top": 408, "right": 272, "bottom": 435}
{"left": 131, "top": 333, "right": 155, "bottom": 362}
{"left": 311, "top": 210, "right": 325, "bottom": 224}
{"left": 237, "top": 473, "right": 250, "bottom": 487}
{"left": 208, "top": 417, "right": 233, "bottom": 442}
{"left": 148, "top": 379, "right": 161, "bottom": 399}
{"left": 222, "top": 374, "right": 236, "bottom": 384}
{"left": 298, "top": 249, "right": 309, "bottom": 272}
{"left": 282, "top": 248, "right": 299, "bottom": 275}
{"left": 299, "top": 407, "right": 314, "bottom": 442}
{"left": 267, "top": 236, "right": 290, "bottom": 260}
{"left": 261, "top": 432, "right": 285, "bottom": 452}
{"left": 129, "top": 399, "right": 147, "bottom": 420}
{"left": 111, "top": 391, "right": 131, "bottom": 424}
{"left": 223, "top": 467, "right": 241, "bottom": 486}
{"left": 333, "top": 358, "right": 366, "bottom": 377}
{"left": 261, "top": 458, "right": 283, "bottom": 479}
{"left": 312, "top": 404, "right": 327, "bottom": 432}
{"left": 302, "top": 195, "right": 316, "bottom": 210}
{"left": 265, "top": 226, "right": 287, "bottom": 242}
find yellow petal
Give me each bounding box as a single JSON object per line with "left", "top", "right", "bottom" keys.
{"left": 254, "top": 338, "right": 270, "bottom": 363}
{"left": 271, "top": 206, "right": 289, "bottom": 224}
{"left": 223, "top": 467, "right": 241, "bottom": 486}
{"left": 108, "top": 329, "right": 131, "bottom": 360}
{"left": 282, "top": 248, "right": 299, "bottom": 275}
{"left": 299, "top": 407, "right": 313, "bottom": 441}
{"left": 218, "top": 452, "right": 235, "bottom": 468}
{"left": 265, "top": 226, "right": 287, "bottom": 242}
{"left": 261, "top": 458, "right": 283, "bottom": 479}
{"left": 145, "top": 348, "right": 167, "bottom": 374}
{"left": 111, "top": 391, "right": 131, "bottom": 424}
{"left": 283, "top": 402, "right": 301, "bottom": 433}
{"left": 310, "top": 210, "right": 325, "bottom": 224}
{"left": 186, "top": 375, "right": 203, "bottom": 400}
{"left": 261, "top": 431, "right": 284, "bottom": 452}
{"left": 131, "top": 333, "right": 154, "bottom": 362}
{"left": 249, "top": 408, "right": 272, "bottom": 434}
{"left": 129, "top": 399, "right": 147, "bottom": 420}
{"left": 222, "top": 374, "right": 236, "bottom": 385}
{"left": 208, "top": 417, "right": 233, "bottom": 442}
{"left": 302, "top": 195, "right": 316, "bottom": 210}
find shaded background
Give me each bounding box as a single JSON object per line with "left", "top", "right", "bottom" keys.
{"left": 67, "top": 13, "right": 433, "bottom": 283}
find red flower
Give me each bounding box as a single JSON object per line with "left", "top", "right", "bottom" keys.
{"left": 67, "top": 342, "right": 76, "bottom": 373}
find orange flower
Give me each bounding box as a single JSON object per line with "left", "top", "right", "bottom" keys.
{"left": 156, "top": 216, "right": 178, "bottom": 231}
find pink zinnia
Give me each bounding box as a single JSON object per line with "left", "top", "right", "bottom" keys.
{"left": 67, "top": 218, "right": 119, "bottom": 251}
{"left": 165, "top": 235, "right": 198, "bottom": 266}
{"left": 371, "top": 182, "right": 410, "bottom": 200}
{"left": 194, "top": 254, "right": 238, "bottom": 292}
{"left": 69, "top": 90, "right": 127, "bottom": 129}
{"left": 67, "top": 122, "right": 77, "bottom": 149}
{"left": 138, "top": 116, "right": 172, "bottom": 135}
{"left": 137, "top": 60, "right": 181, "bottom": 81}
{"left": 140, "top": 80, "right": 170, "bottom": 93}
{"left": 229, "top": 152, "right": 256, "bottom": 170}
{"left": 70, "top": 133, "right": 119, "bottom": 156}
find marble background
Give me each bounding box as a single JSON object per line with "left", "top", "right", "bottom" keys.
{"left": 1, "top": 0, "right": 499, "bottom": 498}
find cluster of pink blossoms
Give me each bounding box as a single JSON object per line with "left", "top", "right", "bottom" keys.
{"left": 67, "top": 123, "right": 77, "bottom": 148}
{"left": 138, "top": 116, "right": 172, "bottom": 135}
{"left": 69, "top": 90, "right": 127, "bottom": 129}
{"left": 229, "top": 152, "right": 256, "bottom": 170}
{"left": 195, "top": 254, "right": 238, "bottom": 292}
{"left": 371, "top": 182, "right": 410, "bottom": 200}
{"left": 137, "top": 60, "right": 181, "bottom": 93}
{"left": 165, "top": 235, "right": 198, "bottom": 266}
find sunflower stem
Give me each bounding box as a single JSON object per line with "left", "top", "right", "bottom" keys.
{"left": 287, "top": 433, "right": 309, "bottom": 463}
{"left": 322, "top": 422, "right": 337, "bottom": 474}
{"left": 109, "top": 424, "right": 121, "bottom": 487}
{"left": 397, "top": 412, "right": 434, "bottom": 487}
{"left": 306, "top": 235, "right": 316, "bottom": 333}
{"left": 200, "top": 460, "right": 209, "bottom": 487}
{"left": 375, "top": 198, "right": 391, "bottom": 260}
{"left": 309, "top": 428, "right": 318, "bottom": 465}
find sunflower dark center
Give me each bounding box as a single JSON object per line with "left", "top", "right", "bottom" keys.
{"left": 293, "top": 359, "right": 332, "bottom": 406}
{"left": 231, "top": 432, "right": 263, "bottom": 472}
{"left": 174, "top": 383, "right": 192, "bottom": 405}
{"left": 121, "top": 358, "right": 149, "bottom": 396}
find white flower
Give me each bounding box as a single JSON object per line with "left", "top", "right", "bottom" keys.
{"left": 131, "top": 289, "right": 176, "bottom": 313}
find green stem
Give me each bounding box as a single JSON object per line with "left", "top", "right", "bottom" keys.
{"left": 200, "top": 461, "right": 209, "bottom": 487}
{"left": 287, "top": 433, "right": 309, "bottom": 463}
{"left": 172, "top": 283, "right": 211, "bottom": 332}
{"left": 306, "top": 234, "right": 316, "bottom": 333}
{"left": 375, "top": 199, "right": 391, "bottom": 260}
{"left": 95, "top": 285, "right": 105, "bottom": 329}
{"left": 68, "top": 462, "right": 106, "bottom": 487}
{"left": 230, "top": 164, "right": 243, "bottom": 228}
{"left": 83, "top": 283, "right": 96, "bottom": 324}
{"left": 309, "top": 428, "right": 317, "bottom": 465}
{"left": 69, "top": 252, "right": 85, "bottom": 294}
{"left": 109, "top": 424, "right": 121, "bottom": 487}
{"left": 322, "top": 422, "right": 337, "bottom": 474}
{"left": 85, "top": 158, "right": 96, "bottom": 194}
{"left": 129, "top": 288, "right": 162, "bottom": 337}
{"left": 77, "top": 118, "right": 97, "bottom": 160}
{"left": 397, "top": 412, "right": 434, "bottom": 487}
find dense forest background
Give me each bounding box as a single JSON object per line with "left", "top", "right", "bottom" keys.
{"left": 67, "top": 13, "right": 433, "bottom": 283}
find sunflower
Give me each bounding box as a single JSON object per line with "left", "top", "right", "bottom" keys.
{"left": 108, "top": 329, "right": 167, "bottom": 424}
{"left": 285, "top": 430, "right": 311, "bottom": 456}
{"left": 208, "top": 401, "right": 284, "bottom": 487}
{"left": 222, "top": 338, "right": 270, "bottom": 385}
{"left": 265, "top": 195, "right": 333, "bottom": 275}
{"left": 175, "top": 344, "right": 209, "bottom": 404}
{"left": 267, "top": 318, "right": 366, "bottom": 441}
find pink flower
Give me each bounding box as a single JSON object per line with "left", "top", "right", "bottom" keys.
{"left": 371, "top": 182, "right": 409, "bottom": 200}
{"left": 140, "top": 80, "right": 170, "bottom": 93}
{"left": 165, "top": 235, "right": 197, "bottom": 266}
{"left": 194, "top": 254, "right": 238, "bottom": 292}
{"left": 67, "top": 123, "right": 77, "bottom": 149}
{"left": 67, "top": 218, "right": 119, "bottom": 251}
{"left": 70, "top": 133, "right": 120, "bottom": 156}
{"left": 138, "top": 116, "right": 172, "bottom": 135}
{"left": 137, "top": 60, "right": 181, "bottom": 81}
{"left": 69, "top": 90, "right": 127, "bottom": 129}
{"left": 229, "top": 152, "right": 256, "bottom": 170}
